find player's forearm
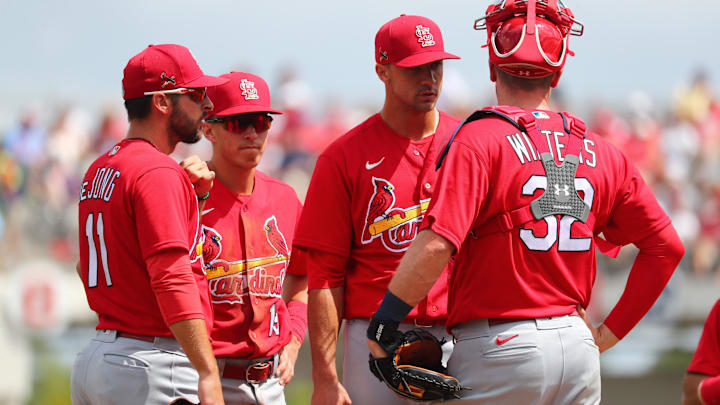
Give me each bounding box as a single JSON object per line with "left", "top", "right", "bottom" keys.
{"left": 603, "top": 224, "right": 684, "bottom": 339}
{"left": 683, "top": 374, "right": 709, "bottom": 405}
{"left": 283, "top": 274, "right": 308, "bottom": 304}
{"left": 308, "top": 287, "right": 344, "bottom": 380}
{"left": 388, "top": 229, "right": 453, "bottom": 307}
{"left": 169, "top": 318, "right": 219, "bottom": 377}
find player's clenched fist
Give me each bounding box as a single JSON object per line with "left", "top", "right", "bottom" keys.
{"left": 181, "top": 155, "right": 215, "bottom": 197}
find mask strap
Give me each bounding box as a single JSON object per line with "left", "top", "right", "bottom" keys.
{"left": 527, "top": 0, "right": 537, "bottom": 35}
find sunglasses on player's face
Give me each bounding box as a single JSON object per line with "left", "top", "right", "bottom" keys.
{"left": 205, "top": 114, "right": 273, "bottom": 134}
{"left": 143, "top": 87, "right": 208, "bottom": 103}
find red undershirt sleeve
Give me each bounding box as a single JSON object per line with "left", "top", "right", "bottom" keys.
{"left": 603, "top": 223, "right": 685, "bottom": 339}
{"left": 146, "top": 247, "right": 205, "bottom": 326}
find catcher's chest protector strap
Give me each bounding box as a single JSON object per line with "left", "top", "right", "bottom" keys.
{"left": 437, "top": 106, "right": 590, "bottom": 239}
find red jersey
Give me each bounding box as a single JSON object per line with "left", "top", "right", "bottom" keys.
{"left": 197, "top": 172, "right": 303, "bottom": 358}
{"left": 78, "top": 138, "right": 210, "bottom": 337}
{"left": 688, "top": 299, "right": 720, "bottom": 376}
{"left": 423, "top": 109, "right": 671, "bottom": 330}
{"left": 293, "top": 112, "right": 460, "bottom": 321}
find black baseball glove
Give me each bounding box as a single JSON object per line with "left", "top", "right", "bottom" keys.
{"left": 367, "top": 319, "right": 464, "bottom": 401}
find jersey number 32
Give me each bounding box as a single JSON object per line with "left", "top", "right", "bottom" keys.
{"left": 519, "top": 175, "right": 594, "bottom": 252}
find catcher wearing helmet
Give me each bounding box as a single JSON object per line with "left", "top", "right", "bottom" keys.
{"left": 367, "top": 1, "right": 684, "bottom": 403}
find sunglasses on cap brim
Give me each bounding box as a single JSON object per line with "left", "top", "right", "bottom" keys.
{"left": 205, "top": 114, "right": 273, "bottom": 134}
{"left": 143, "top": 87, "right": 207, "bottom": 103}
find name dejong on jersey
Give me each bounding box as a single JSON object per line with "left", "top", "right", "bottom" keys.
{"left": 361, "top": 176, "right": 430, "bottom": 253}
{"left": 194, "top": 215, "right": 289, "bottom": 305}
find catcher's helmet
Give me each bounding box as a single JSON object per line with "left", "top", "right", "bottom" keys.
{"left": 475, "top": 0, "right": 584, "bottom": 87}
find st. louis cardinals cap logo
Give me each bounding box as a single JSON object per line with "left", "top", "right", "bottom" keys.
{"left": 160, "top": 72, "right": 177, "bottom": 88}
{"left": 415, "top": 25, "right": 436, "bottom": 47}
{"left": 239, "top": 79, "right": 260, "bottom": 100}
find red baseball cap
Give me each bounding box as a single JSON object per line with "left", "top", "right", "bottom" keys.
{"left": 122, "top": 44, "right": 228, "bottom": 100}
{"left": 206, "top": 72, "right": 282, "bottom": 117}
{"left": 375, "top": 14, "right": 460, "bottom": 67}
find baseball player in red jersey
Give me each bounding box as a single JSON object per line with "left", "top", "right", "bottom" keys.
{"left": 683, "top": 299, "right": 720, "bottom": 405}
{"left": 70, "top": 44, "right": 228, "bottom": 405}
{"left": 290, "top": 14, "right": 460, "bottom": 405}
{"left": 191, "top": 71, "right": 307, "bottom": 404}
{"left": 366, "top": 1, "right": 685, "bottom": 403}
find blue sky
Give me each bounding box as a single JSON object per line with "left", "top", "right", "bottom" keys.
{"left": 1, "top": 0, "right": 718, "bottom": 128}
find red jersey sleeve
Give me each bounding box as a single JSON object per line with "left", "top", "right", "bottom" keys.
{"left": 689, "top": 300, "right": 720, "bottom": 376}
{"left": 422, "top": 141, "right": 489, "bottom": 252}
{"left": 145, "top": 247, "right": 205, "bottom": 326}
{"left": 601, "top": 154, "right": 671, "bottom": 246}
{"left": 290, "top": 246, "right": 348, "bottom": 290}
{"left": 293, "top": 154, "right": 353, "bottom": 257}
{"left": 134, "top": 167, "right": 194, "bottom": 258}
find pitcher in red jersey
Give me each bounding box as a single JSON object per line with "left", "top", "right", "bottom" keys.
{"left": 367, "top": 2, "right": 685, "bottom": 404}
{"left": 291, "top": 14, "right": 461, "bottom": 405}
{"left": 71, "top": 44, "right": 227, "bottom": 405}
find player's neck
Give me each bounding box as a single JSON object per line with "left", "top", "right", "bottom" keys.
{"left": 126, "top": 119, "right": 175, "bottom": 155}
{"left": 496, "top": 87, "right": 552, "bottom": 111}
{"left": 380, "top": 106, "right": 439, "bottom": 141}
{"left": 209, "top": 159, "right": 255, "bottom": 195}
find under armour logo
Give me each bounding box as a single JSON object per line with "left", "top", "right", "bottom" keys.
{"left": 519, "top": 70, "right": 531, "bottom": 77}
{"left": 554, "top": 184, "right": 570, "bottom": 196}
{"left": 378, "top": 48, "right": 388, "bottom": 61}
{"left": 160, "top": 72, "right": 176, "bottom": 88}
{"left": 415, "top": 25, "right": 436, "bottom": 47}
{"left": 239, "top": 79, "right": 259, "bottom": 100}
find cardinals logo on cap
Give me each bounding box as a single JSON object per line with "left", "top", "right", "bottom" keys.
{"left": 160, "top": 72, "right": 177, "bottom": 88}
{"left": 239, "top": 79, "right": 260, "bottom": 101}
{"left": 415, "top": 25, "right": 436, "bottom": 47}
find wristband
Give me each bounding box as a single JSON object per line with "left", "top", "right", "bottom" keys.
{"left": 700, "top": 375, "right": 720, "bottom": 405}
{"left": 287, "top": 300, "right": 308, "bottom": 344}
{"left": 374, "top": 290, "right": 413, "bottom": 323}
{"left": 197, "top": 191, "right": 210, "bottom": 201}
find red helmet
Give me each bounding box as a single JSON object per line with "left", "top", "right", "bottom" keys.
{"left": 475, "top": 0, "right": 583, "bottom": 87}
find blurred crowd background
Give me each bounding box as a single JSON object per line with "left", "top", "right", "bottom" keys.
{"left": 0, "top": 65, "right": 718, "bottom": 404}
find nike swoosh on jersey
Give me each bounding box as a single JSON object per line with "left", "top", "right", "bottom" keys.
{"left": 201, "top": 208, "right": 215, "bottom": 216}
{"left": 365, "top": 157, "right": 385, "bottom": 170}
{"left": 495, "top": 334, "right": 519, "bottom": 346}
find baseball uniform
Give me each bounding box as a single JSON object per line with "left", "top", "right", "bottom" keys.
{"left": 293, "top": 111, "right": 459, "bottom": 404}
{"left": 425, "top": 107, "right": 680, "bottom": 403}
{"left": 197, "top": 172, "right": 303, "bottom": 404}
{"left": 71, "top": 138, "right": 211, "bottom": 405}
{"left": 687, "top": 299, "right": 720, "bottom": 403}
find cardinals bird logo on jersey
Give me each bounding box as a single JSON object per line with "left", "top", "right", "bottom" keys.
{"left": 264, "top": 216, "right": 289, "bottom": 257}
{"left": 205, "top": 215, "right": 290, "bottom": 304}
{"left": 361, "top": 177, "right": 431, "bottom": 252}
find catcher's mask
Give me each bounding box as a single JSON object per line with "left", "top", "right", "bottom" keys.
{"left": 475, "top": 0, "right": 583, "bottom": 87}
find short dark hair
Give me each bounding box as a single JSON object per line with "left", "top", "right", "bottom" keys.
{"left": 124, "top": 95, "right": 153, "bottom": 121}
{"left": 496, "top": 68, "right": 554, "bottom": 93}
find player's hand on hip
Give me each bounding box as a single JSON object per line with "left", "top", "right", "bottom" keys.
{"left": 367, "top": 338, "right": 389, "bottom": 359}
{"left": 577, "top": 305, "right": 620, "bottom": 353}
{"left": 197, "top": 372, "right": 225, "bottom": 405}
{"left": 311, "top": 380, "right": 352, "bottom": 405}
{"left": 180, "top": 155, "right": 215, "bottom": 197}
{"left": 276, "top": 334, "right": 302, "bottom": 385}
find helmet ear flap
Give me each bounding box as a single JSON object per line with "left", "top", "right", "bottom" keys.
{"left": 489, "top": 61, "right": 497, "bottom": 82}
{"left": 550, "top": 71, "right": 562, "bottom": 88}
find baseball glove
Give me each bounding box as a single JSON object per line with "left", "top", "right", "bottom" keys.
{"left": 368, "top": 327, "right": 464, "bottom": 401}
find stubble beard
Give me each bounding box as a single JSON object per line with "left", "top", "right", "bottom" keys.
{"left": 169, "top": 102, "right": 203, "bottom": 145}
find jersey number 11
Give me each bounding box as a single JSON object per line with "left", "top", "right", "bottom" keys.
{"left": 85, "top": 212, "right": 113, "bottom": 288}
